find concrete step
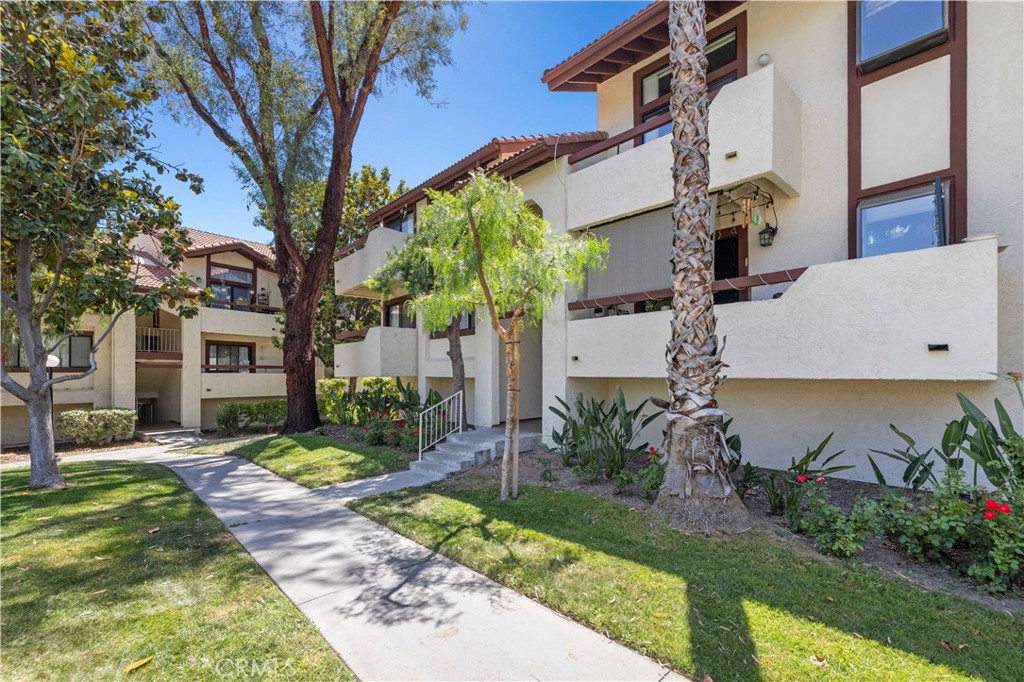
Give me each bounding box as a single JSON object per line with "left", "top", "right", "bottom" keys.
{"left": 434, "top": 440, "right": 492, "bottom": 465}
{"left": 422, "top": 449, "right": 477, "bottom": 471}
{"left": 448, "top": 431, "right": 543, "bottom": 459}
{"left": 136, "top": 427, "right": 201, "bottom": 445}
{"left": 409, "top": 459, "right": 462, "bottom": 477}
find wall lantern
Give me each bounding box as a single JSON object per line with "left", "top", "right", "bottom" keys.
{"left": 758, "top": 223, "right": 778, "bottom": 247}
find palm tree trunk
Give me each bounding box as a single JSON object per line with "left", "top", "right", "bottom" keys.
{"left": 654, "top": 0, "right": 749, "bottom": 533}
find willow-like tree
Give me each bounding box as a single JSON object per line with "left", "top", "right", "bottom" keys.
{"left": 420, "top": 173, "right": 607, "bottom": 500}
{"left": 1, "top": 2, "right": 203, "bottom": 488}
{"left": 369, "top": 214, "right": 472, "bottom": 428}
{"left": 147, "top": 1, "right": 463, "bottom": 432}
{"left": 654, "top": 0, "right": 749, "bottom": 532}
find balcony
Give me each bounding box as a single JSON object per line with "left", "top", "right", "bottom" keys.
{"left": 565, "top": 237, "right": 999, "bottom": 381}
{"left": 334, "top": 326, "right": 417, "bottom": 378}
{"left": 200, "top": 305, "right": 280, "bottom": 337}
{"left": 335, "top": 227, "right": 410, "bottom": 298}
{"left": 201, "top": 367, "right": 286, "bottom": 400}
{"left": 565, "top": 64, "right": 802, "bottom": 230}
{"left": 136, "top": 327, "right": 181, "bottom": 360}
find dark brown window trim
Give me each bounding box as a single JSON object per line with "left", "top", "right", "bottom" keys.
{"left": 847, "top": 0, "right": 966, "bottom": 259}
{"left": 632, "top": 11, "right": 747, "bottom": 143}
{"left": 204, "top": 340, "right": 257, "bottom": 373}
{"left": 430, "top": 327, "right": 476, "bottom": 340}
{"left": 5, "top": 331, "right": 94, "bottom": 372}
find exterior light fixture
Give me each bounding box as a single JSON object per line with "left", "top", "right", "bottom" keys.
{"left": 758, "top": 223, "right": 778, "bottom": 247}
{"left": 757, "top": 53, "right": 772, "bottom": 67}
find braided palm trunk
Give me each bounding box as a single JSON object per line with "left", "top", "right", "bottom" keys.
{"left": 653, "top": 0, "right": 749, "bottom": 533}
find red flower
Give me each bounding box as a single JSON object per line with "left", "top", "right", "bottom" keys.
{"left": 984, "top": 510, "right": 996, "bottom": 521}
{"left": 815, "top": 476, "right": 826, "bottom": 484}
{"left": 998, "top": 503, "right": 1011, "bottom": 514}
{"left": 364, "top": 427, "right": 369, "bottom": 432}
{"left": 415, "top": 429, "right": 420, "bottom": 435}
{"left": 390, "top": 430, "right": 396, "bottom": 436}
{"left": 649, "top": 446, "right": 657, "bottom": 455}
{"left": 985, "top": 499, "right": 999, "bottom": 510}
{"left": 796, "top": 474, "right": 808, "bottom": 483}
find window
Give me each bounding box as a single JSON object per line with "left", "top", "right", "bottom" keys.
{"left": 209, "top": 263, "right": 255, "bottom": 309}
{"left": 384, "top": 211, "right": 414, "bottom": 234}
{"left": 857, "top": 1, "right": 948, "bottom": 73}
{"left": 206, "top": 343, "right": 253, "bottom": 373}
{"left": 459, "top": 310, "right": 475, "bottom": 332}
{"left": 384, "top": 301, "right": 416, "bottom": 329}
{"left": 857, "top": 180, "right": 949, "bottom": 258}
{"left": 635, "top": 15, "right": 745, "bottom": 145}
{"left": 5, "top": 334, "right": 92, "bottom": 370}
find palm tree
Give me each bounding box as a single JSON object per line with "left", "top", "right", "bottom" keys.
{"left": 654, "top": 0, "right": 750, "bottom": 533}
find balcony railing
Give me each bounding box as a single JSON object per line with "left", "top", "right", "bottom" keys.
{"left": 136, "top": 327, "right": 181, "bottom": 353}
{"left": 568, "top": 267, "right": 808, "bottom": 312}
{"left": 569, "top": 112, "right": 671, "bottom": 166}
{"left": 201, "top": 364, "right": 285, "bottom": 374}
{"left": 204, "top": 299, "right": 281, "bottom": 314}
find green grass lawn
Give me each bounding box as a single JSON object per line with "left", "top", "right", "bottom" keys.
{"left": 351, "top": 484, "right": 1024, "bottom": 682}
{"left": 1, "top": 462, "right": 353, "bottom": 681}
{"left": 177, "top": 433, "right": 412, "bottom": 488}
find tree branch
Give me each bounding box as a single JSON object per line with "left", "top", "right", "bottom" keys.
{"left": 0, "top": 366, "right": 33, "bottom": 402}
{"left": 466, "top": 204, "right": 509, "bottom": 343}
{"left": 190, "top": 0, "right": 269, "bottom": 168}
{"left": 44, "top": 308, "right": 129, "bottom": 388}
{"left": 35, "top": 244, "right": 67, "bottom": 322}
{"left": 309, "top": 0, "right": 343, "bottom": 120}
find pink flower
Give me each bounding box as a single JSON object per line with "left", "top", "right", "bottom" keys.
{"left": 796, "top": 474, "right": 808, "bottom": 483}
{"left": 983, "top": 510, "right": 996, "bottom": 521}
{"left": 815, "top": 476, "right": 826, "bottom": 484}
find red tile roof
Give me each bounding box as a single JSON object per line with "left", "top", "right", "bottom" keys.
{"left": 363, "top": 131, "right": 607, "bottom": 228}
{"left": 183, "top": 227, "right": 274, "bottom": 262}
{"left": 132, "top": 250, "right": 200, "bottom": 294}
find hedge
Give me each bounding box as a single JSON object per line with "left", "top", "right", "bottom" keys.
{"left": 215, "top": 400, "right": 287, "bottom": 434}
{"left": 55, "top": 409, "right": 136, "bottom": 446}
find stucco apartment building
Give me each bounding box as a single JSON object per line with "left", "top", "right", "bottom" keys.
{"left": 335, "top": 0, "right": 1023, "bottom": 481}
{"left": 1, "top": 228, "right": 290, "bottom": 446}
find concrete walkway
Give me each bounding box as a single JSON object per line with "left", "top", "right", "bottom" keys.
{"left": 5, "top": 448, "right": 686, "bottom": 681}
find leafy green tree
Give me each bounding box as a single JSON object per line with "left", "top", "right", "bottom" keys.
{"left": 369, "top": 223, "right": 472, "bottom": 427}
{"left": 1, "top": 2, "right": 203, "bottom": 488}
{"left": 148, "top": 1, "right": 463, "bottom": 432}
{"left": 412, "top": 173, "right": 607, "bottom": 500}
{"left": 277, "top": 165, "right": 407, "bottom": 370}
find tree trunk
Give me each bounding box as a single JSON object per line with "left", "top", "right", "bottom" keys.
{"left": 499, "top": 321, "right": 521, "bottom": 500}
{"left": 280, "top": 297, "right": 321, "bottom": 433}
{"left": 655, "top": 0, "right": 749, "bottom": 534}
{"left": 26, "top": 395, "right": 65, "bottom": 489}
{"left": 445, "top": 317, "right": 470, "bottom": 428}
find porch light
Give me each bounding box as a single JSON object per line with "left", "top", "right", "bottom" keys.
{"left": 758, "top": 223, "right": 778, "bottom": 247}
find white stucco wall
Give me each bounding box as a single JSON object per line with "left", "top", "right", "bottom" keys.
{"left": 334, "top": 227, "right": 409, "bottom": 298}
{"left": 334, "top": 326, "right": 418, "bottom": 378}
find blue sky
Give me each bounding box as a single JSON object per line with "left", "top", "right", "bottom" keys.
{"left": 151, "top": 1, "right": 646, "bottom": 243}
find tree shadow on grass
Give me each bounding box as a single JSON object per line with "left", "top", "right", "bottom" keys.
{"left": 352, "top": 484, "right": 1024, "bottom": 682}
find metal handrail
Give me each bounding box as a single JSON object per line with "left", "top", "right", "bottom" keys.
{"left": 418, "top": 391, "right": 463, "bottom": 460}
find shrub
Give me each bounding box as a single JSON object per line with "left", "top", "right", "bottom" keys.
{"left": 548, "top": 387, "right": 662, "bottom": 479}
{"left": 56, "top": 408, "right": 136, "bottom": 446}
{"left": 216, "top": 402, "right": 245, "bottom": 434}
{"left": 797, "top": 484, "right": 883, "bottom": 558}
{"left": 764, "top": 434, "right": 851, "bottom": 519}
{"left": 639, "top": 447, "right": 666, "bottom": 499}
{"left": 317, "top": 377, "right": 350, "bottom": 424}
{"left": 247, "top": 400, "right": 286, "bottom": 432}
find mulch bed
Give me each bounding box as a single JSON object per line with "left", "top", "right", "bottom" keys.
{"left": 440, "top": 446, "right": 1024, "bottom": 615}
{"left": 0, "top": 439, "right": 154, "bottom": 463}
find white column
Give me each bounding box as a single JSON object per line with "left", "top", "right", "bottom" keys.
{"left": 473, "top": 305, "right": 502, "bottom": 427}
{"left": 179, "top": 312, "right": 202, "bottom": 428}
{"left": 109, "top": 314, "right": 136, "bottom": 410}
